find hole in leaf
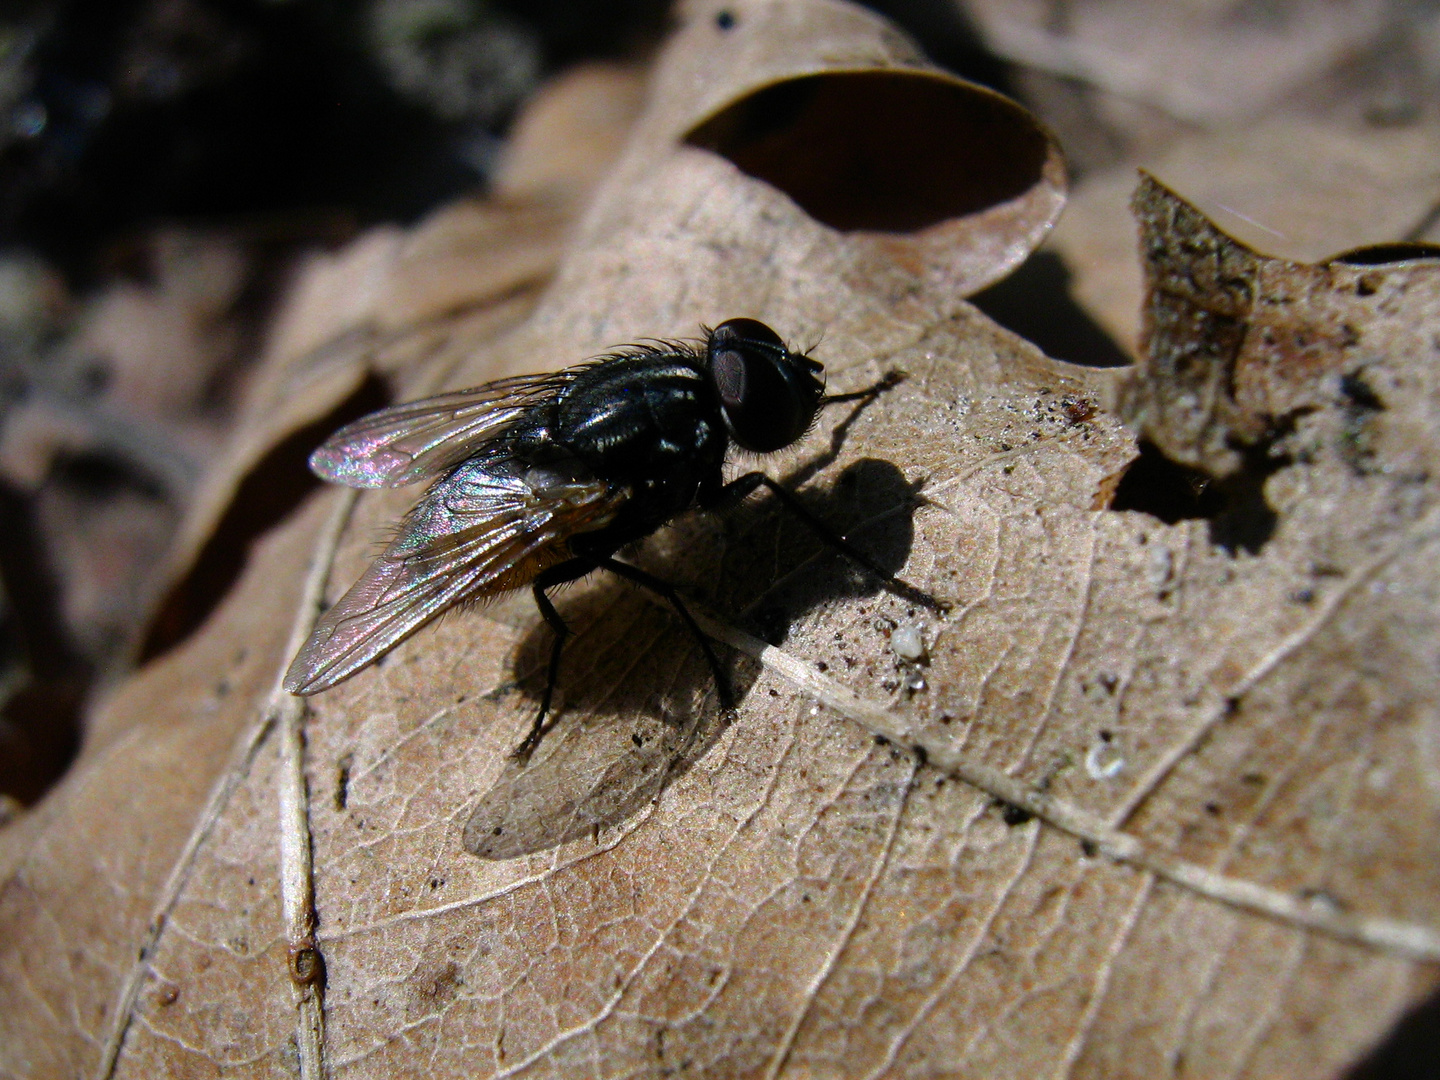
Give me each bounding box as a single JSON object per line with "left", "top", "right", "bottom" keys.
{"left": 139, "top": 373, "right": 390, "bottom": 662}
{"left": 1110, "top": 439, "right": 1286, "bottom": 555}
{"left": 685, "top": 71, "right": 1049, "bottom": 233}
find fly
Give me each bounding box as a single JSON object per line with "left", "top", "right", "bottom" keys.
{"left": 284, "top": 318, "right": 941, "bottom": 758}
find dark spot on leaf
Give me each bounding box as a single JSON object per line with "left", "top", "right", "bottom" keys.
{"left": 334, "top": 754, "right": 352, "bottom": 811}
{"left": 1340, "top": 373, "right": 1384, "bottom": 411}
{"left": 998, "top": 801, "right": 1032, "bottom": 827}
{"left": 419, "top": 961, "right": 462, "bottom": 1003}
{"left": 1333, "top": 245, "right": 1440, "bottom": 268}
{"left": 1347, "top": 981, "right": 1440, "bottom": 1080}
{"left": 289, "top": 946, "right": 323, "bottom": 985}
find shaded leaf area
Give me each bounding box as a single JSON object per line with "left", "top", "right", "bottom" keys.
{"left": 1, "top": 3, "right": 1438, "bottom": 1080}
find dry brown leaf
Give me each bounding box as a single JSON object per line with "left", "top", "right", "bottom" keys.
{"left": 3, "top": 3, "right": 1436, "bottom": 1079}
{"left": 962, "top": 0, "right": 1396, "bottom": 128}
{"left": 1050, "top": 112, "right": 1440, "bottom": 354}
{"left": 984, "top": 0, "right": 1440, "bottom": 360}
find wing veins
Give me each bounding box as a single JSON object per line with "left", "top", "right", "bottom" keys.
{"left": 284, "top": 460, "right": 623, "bottom": 694}
{"left": 309, "top": 372, "right": 571, "bottom": 488}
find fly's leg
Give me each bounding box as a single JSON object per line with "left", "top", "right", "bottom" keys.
{"left": 600, "top": 558, "right": 735, "bottom": 716}
{"left": 819, "top": 369, "right": 905, "bottom": 407}
{"left": 704, "top": 471, "right": 946, "bottom": 614}
{"left": 519, "top": 557, "right": 599, "bottom": 760}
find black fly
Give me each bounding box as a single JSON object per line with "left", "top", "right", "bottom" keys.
{"left": 284, "top": 319, "right": 940, "bottom": 757}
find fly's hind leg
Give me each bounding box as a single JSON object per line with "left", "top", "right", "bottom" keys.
{"left": 519, "top": 557, "right": 600, "bottom": 760}
{"left": 600, "top": 558, "right": 735, "bottom": 717}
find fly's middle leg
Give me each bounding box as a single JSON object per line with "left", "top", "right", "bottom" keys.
{"left": 520, "top": 557, "right": 600, "bottom": 760}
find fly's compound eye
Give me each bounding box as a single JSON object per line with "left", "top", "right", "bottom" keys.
{"left": 708, "top": 318, "right": 825, "bottom": 453}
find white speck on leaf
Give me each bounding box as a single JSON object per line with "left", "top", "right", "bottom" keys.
{"left": 890, "top": 623, "right": 926, "bottom": 661}
{"left": 1086, "top": 740, "right": 1126, "bottom": 780}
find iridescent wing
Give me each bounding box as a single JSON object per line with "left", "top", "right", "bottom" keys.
{"left": 284, "top": 455, "right": 625, "bottom": 694}
{"left": 309, "top": 372, "right": 574, "bottom": 488}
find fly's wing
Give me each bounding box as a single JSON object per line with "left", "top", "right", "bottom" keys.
{"left": 309, "top": 372, "right": 573, "bottom": 488}
{"left": 283, "top": 456, "right": 625, "bottom": 695}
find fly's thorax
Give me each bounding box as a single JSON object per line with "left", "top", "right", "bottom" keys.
{"left": 552, "top": 354, "right": 729, "bottom": 487}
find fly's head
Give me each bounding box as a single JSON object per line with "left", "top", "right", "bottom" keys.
{"left": 705, "top": 318, "right": 825, "bottom": 454}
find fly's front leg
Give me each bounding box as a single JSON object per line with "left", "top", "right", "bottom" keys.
{"left": 704, "top": 471, "right": 946, "bottom": 614}
{"left": 519, "top": 557, "right": 599, "bottom": 760}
